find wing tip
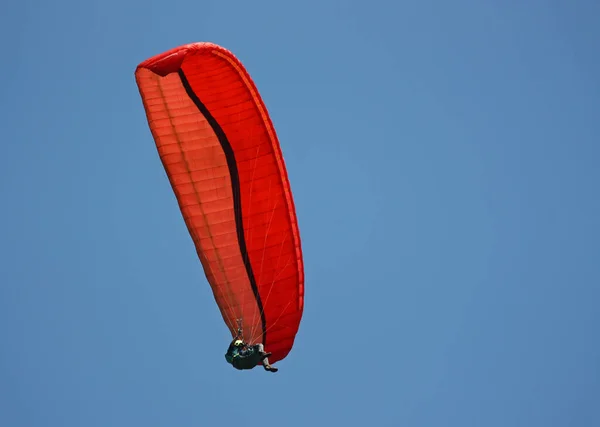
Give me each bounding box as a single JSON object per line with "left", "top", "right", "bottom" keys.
{"left": 134, "top": 41, "right": 238, "bottom": 77}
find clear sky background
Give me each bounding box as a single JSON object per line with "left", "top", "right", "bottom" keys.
{"left": 1, "top": 1, "right": 599, "bottom": 426}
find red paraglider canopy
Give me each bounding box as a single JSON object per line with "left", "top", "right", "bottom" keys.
{"left": 135, "top": 42, "right": 304, "bottom": 364}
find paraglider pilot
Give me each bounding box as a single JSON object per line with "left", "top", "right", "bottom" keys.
{"left": 225, "top": 322, "right": 278, "bottom": 373}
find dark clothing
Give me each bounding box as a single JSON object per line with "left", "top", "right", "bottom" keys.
{"left": 225, "top": 341, "right": 266, "bottom": 370}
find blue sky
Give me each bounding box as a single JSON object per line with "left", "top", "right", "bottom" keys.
{"left": 1, "top": 0, "right": 599, "bottom": 426}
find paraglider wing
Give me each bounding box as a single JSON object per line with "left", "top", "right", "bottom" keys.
{"left": 135, "top": 43, "right": 304, "bottom": 363}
